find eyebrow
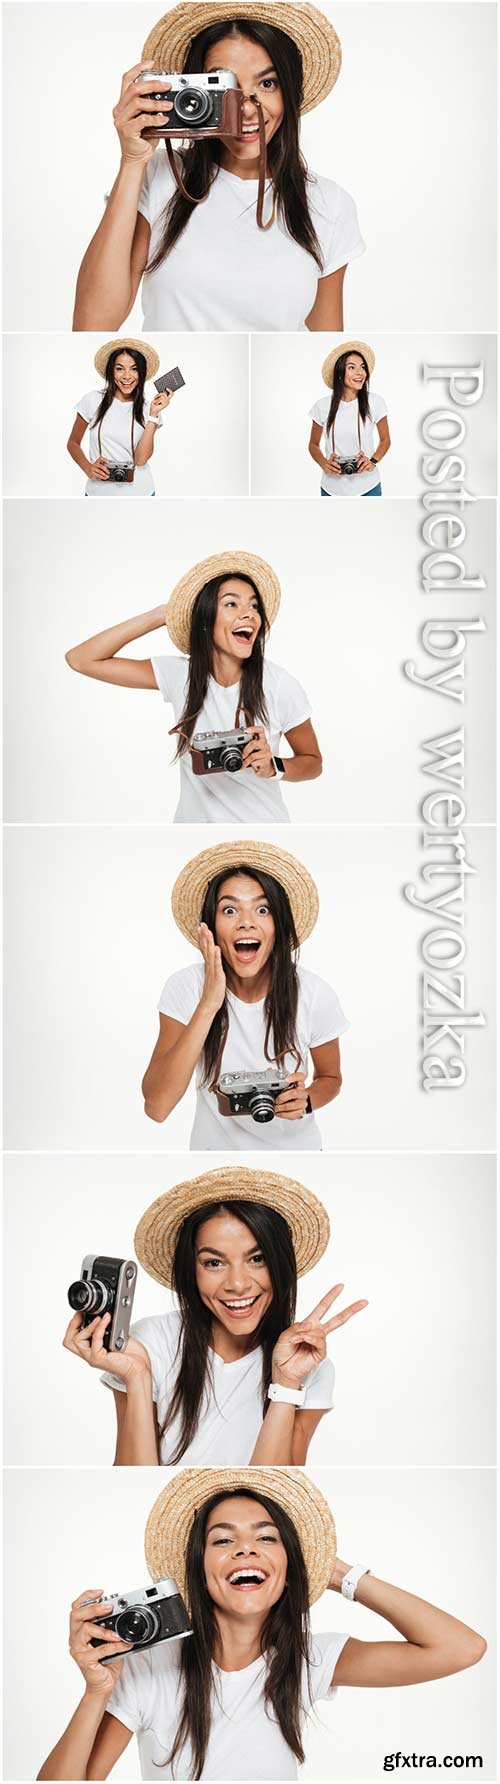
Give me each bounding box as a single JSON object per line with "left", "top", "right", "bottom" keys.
{"left": 215, "top": 892, "right": 266, "bottom": 905}
{"left": 207, "top": 1520, "right": 277, "bottom": 1533}
{"left": 196, "top": 1244, "right": 262, "bottom": 1258}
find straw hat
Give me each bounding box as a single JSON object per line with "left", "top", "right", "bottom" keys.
{"left": 165, "top": 551, "right": 281, "bottom": 655}
{"left": 145, "top": 1466, "right": 337, "bottom": 1604}
{"left": 135, "top": 1164, "right": 330, "bottom": 1286}
{"left": 171, "top": 839, "right": 319, "bottom": 946}
{"left": 94, "top": 338, "right": 160, "bottom": 381}
{"left": 322, "top": 340, "right": 375, "bottom": 389}
{"left": 142, "top": 3, "right": 342, "bottom": 114}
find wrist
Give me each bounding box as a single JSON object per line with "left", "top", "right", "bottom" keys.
{"left": 271, "top": 1365, "right": 299, "bottom": 1389}
{"left": 124, "top": 1356, "right": 152, "bottom": 1389}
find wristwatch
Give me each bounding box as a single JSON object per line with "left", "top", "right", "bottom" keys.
{"left": 341, "top": 1565, "right": 371, "bottom": 1601}
{"left": 268, "top": 1382, "right": 306, "bottom": 1407}
{"left": 370, "top": 456, "right": 378, "bottom": 467}
{"left": 273, "top": 755, "right": 285, "bottom": 778}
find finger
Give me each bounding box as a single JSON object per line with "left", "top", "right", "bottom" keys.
{"left": 285, "top": 1071, "right": 305, "bottom": 1086}
{"left": 90, "top": 1313, "right": 111, "bottom": 1351}
{"left": 72, "top": 1590, "right": 108, "bottom": 1613}
{"left": 63, "top": 1311, "right": 84, "bottom": 1341}
{"left": 304, "top": 1284, "right": 345, "bottom": 1323}
{"left": 120, "top": 60, "right": 155, "bottom": 97}
{"left": 324, "top": 1299, "right": 369, "bottom": 1334}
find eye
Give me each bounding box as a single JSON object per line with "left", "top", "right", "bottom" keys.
{"left": 260, "top": 75, "right": 279, "bottom": 90}
{"left": 250, "top": 1251, "right": 265, "bottom": 1265}
{"left": 202, "top": 1257, "right": 223, "bottom": 1270}
{"left": 257, "top": 902, "right": 270, "bottom": 915}
{"left": 220, "top": 902, "right": 236, "bottom": 915}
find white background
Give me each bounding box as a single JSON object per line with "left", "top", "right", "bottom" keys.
{"left": 2, "top": 3, "right": 497, "bottom": 331}
{"left": 3, "top": 1151, "right": 495, "bottom": 1470}
{"left": 3, "top": 499, "right": 496, "bottom": 824}
{"left": 2, "top": 331, "right": 249, "bottom": 500}
{"left": 4, "top": 822, "right": 495, "bottom": 1153}
{"left": 3, "top": 1466, "right": 495, "bottom": 1780}
{"left": 250, "top": 333, "right": 498, "bottom": 499}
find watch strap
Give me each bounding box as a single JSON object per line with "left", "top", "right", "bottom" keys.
{"left": 341, "top": 1564, "right": 371, "bottom": 1601}
{"left": 268, "top": 1381, "right": 306, "bottom": 1408}
{"left": 273, "top": 755, "right": 285, "bottom": 778}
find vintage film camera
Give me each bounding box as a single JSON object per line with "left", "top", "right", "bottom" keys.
{"left": 137, "top": 67, "right": 244, "bottom": 139}
{"left": 105, "top": 463, "right": 134, "bottom": 483}
{"left": 87, "top": 1579, "right": 192, "bottom": 1662}
{"left": 67, "top": 1256, "right": 137, "bottom": 1352}
{"left": 337, "top": 456, "right": 360, "bottom": 476}
{"left": 191, "top": 726, "right": 258, "bottom": 776}
{"left": 216, "top": 1067, "right": 291, "bottom": 1123}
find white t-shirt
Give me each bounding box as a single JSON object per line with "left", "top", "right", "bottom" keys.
{"left": 138, "top": 154, "right": 365, "bottom": 331}
{"left": 151, "top": 655, "right": 311, "bottom": 824}
{"left": 76, "top": 390, "right": 159, "bottom": 497}
{"left": 107, "top": 1629, "right": 349, "bottom": 1780}
{"left": 309, "top": 392, "right": 388, "bottom": 496}
{"left": 158, "top": 961, "right": 348, "bottom": 1151}
{"left": 102, "top": 1309, "right": 335, "bottom": 1463}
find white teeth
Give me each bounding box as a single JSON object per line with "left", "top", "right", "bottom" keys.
{"left": 228, "top": 1569, "right": 266, "bottom": 1584}
{"left": 224, "top": 1297, "right": 256, "bottom": 1309}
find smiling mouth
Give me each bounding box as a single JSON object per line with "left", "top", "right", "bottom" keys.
{"left": 232, "top": 626, "right": 254, "bottom": 642}
{"left": 227, "top": 1568, "right": 268, "bottom": 1589}
{"left": 233, "top": 939, "right": 261, "bottom": 961}
{"left": 220, "top": 1294, "right": 260, "bottom": 1318}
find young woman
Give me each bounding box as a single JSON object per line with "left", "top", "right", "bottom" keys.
{"left": 67, "top": 339, "right": 172, "bottom": 497}
{"left": 64, "top": 551, "right": 323, "bottom": 823}
{"left": 38, "top": 1467, "right": 487, "bottom": 1782}
{"left": 62, "top": 1165, "right": 367, "bottom": 1465}
{"left": 142, "top": 838, "right": 348, "bottom": 1151}
{"left": 73, "top": 3, "right": 365, "bottom": 334}
{"left": 308, "top": 340, "right": 390, "bottom": 497}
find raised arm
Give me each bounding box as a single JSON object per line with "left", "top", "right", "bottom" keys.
{"left": 65, "top": 606, "right": 167, "bottom": 687}
{"left": 251, "top": 1286, "right": 367, "bottom": 1465}
{"left": 37, "top": 1593, "right": 134, "bottom": 1780}
{"left": 72, "top": 64, "right": 172, "bottom": 330}
{"left": 62, "top": 1313, "right": 159, "bottom": 1466}
{"left": 331, "top": 1562, "right": 487, "bottom": 1688}
{"left": 142, "top": 925, "right": 226, "bottom": 1123}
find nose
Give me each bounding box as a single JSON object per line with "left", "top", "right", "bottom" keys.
{"left": 232, "top": 1540, "right": 258, "bottom": 1557}
{"left": 241, "top": 92, "right": 259, "bottom": 116}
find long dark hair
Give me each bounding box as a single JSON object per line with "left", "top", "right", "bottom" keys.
{"left": 327, "top": 351, "right": 371, "bottom": 444}
{"left": 93, "top": 347, "right": 147, "bottom": 430}
{"left": 175, "top": 573, "right": 269, "bottom": 758}
{"left": 148, "top": 19, "right": 322, "bottom": 271}
{"left": 165, "top": 1487, "right": 311, "bottom": 1778}
{"left": 161, "top": 1198, "right": 297, "bottom": 1462}
{"left": 199, "top": 866, "right": 300, "bottom": 1088}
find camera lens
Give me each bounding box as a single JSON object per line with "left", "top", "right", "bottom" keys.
{"left": 173, "top": 87, "right": 211, "bottom": 124}
{"left": 115, "top": 1607, "right": 159, "bottom": 1646}
{"left": 68, "top": 1278, "right": 109, "bottom": 1315}
{"left": 248, "top": 1091, "right": 275, "bottom": 1124}
{"left": 220, "top": 743, "right": 243, "bottom": 774}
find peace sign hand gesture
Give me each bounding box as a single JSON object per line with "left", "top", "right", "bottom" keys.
{"left": 271, "top": 1285, "right": 368, "bottom": 1390}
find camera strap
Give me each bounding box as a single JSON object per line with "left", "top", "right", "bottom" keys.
{"left": 164, "top": 99, "right": 275, "bottom": 232}
{"left": 97, "top": 410, "right": 135, "bottom": 481}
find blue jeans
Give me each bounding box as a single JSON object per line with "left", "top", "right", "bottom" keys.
{"left": 321, "top": 482, "right": 382, "bottom": 498}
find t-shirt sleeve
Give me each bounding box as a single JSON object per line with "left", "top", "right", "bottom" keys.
{"left": 158, "top": 965, "right": 201, "bottom": 1023}
{"left": 308, "top": 1631, "right": 351, "bottom": 1702}
{"left": 151, "top": 656, "right": 178, "bottom": 704}
{"left": 107, "top": 1650, "right": 154, "bottom": 1733}
{"left": 303, "top": 1355, "right": 335, "bottom": 1409}
{"left": 277, "top": 667, "right": 312, "bottom": 733}
{"left": 137, "top": 150, "right": 175, "bottom": 228}
{"left": 308, "top": 399, "right": 328, "bottom": 428}
{"left": 319, "top": 183, "right": 366, "bottom": 277}
{"left": 371, "top": 392, "right": 388, "bottom": 423}
{"left": 75, "top": 392, "right": 98, "bottom": 425}
{"left": 308, "top": 975, "right": 349, "bottom": 1045}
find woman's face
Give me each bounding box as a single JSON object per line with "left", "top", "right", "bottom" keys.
{"left": 343, "top": 354, "right": 368, "bottom": 395}
{"left": 113, "top": 353, "right": 139, "bottom": 398}
{"left": 204, "top": 1495, "right": 288, "bottom": 1618}
{"left": 214, "top": 873, "right": 276, "bottom": 978}
{"left": 194, "top": 1209, "right": 273, "bottom": 1335}
{"left": 212, "top": 578, "right": 262, "bottom": 664}
{"left": 204, "top": 32, "right": 285, "bottom": 163}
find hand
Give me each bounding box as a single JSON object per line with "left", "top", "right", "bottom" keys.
{"left": 63, "top": 1312, "right": 151, "bottom": 1384}
{"left": 272, "top": 1286, "right": 369, "bottom": 1389}
{"left": 274, "top": 1070, "right": 308, "bottom": 1119}
{"left": 149, "top": 391, "right": 172, "bottom": 417}
{"left": 356, "top": 453, "right": 375, "bottom": 473}
{"left": 322, "top": 453, "right": 342, "bottom": 477}
{"left": 88, "top": 457, "right": 110, "bottom": 481}
{"left": 113, "top": 62, "right": 173, "bottom": 166}
{"left": 329, "top": 1557, "right": 354, "bottom": 1592}
{"left": 198, "top": 921, "right": 227, "bottom": 1016}
{"left": 242, "top": 728, "right": 276, "bottom": 779}
{"left": 69, "top": 1590, "right": 133, "bottom": 1697}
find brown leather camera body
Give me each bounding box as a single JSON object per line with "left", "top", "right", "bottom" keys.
{"left": 142, "top": 86, "right": 244, "bottom": 140}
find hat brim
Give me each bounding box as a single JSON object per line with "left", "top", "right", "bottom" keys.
{"left": 145, "top": 1466, "right": 337, "bottom": 1605}
{"left": 142, "top": 2, "right": 341, "bottom": 114}
{"left": 94, "top": 338, "right": 160, "bottom": 382}
{"left": 164, "top": 551, "right": 281, "bottom": 655}
{"left": 322, "top": 340, "right": 375, "bottom": 389}
{"left": 171, "top": 839, "right": 319, "bottom": 947}
{"left": 135, "top": 1165, "right": 330, "bottom": 1286}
